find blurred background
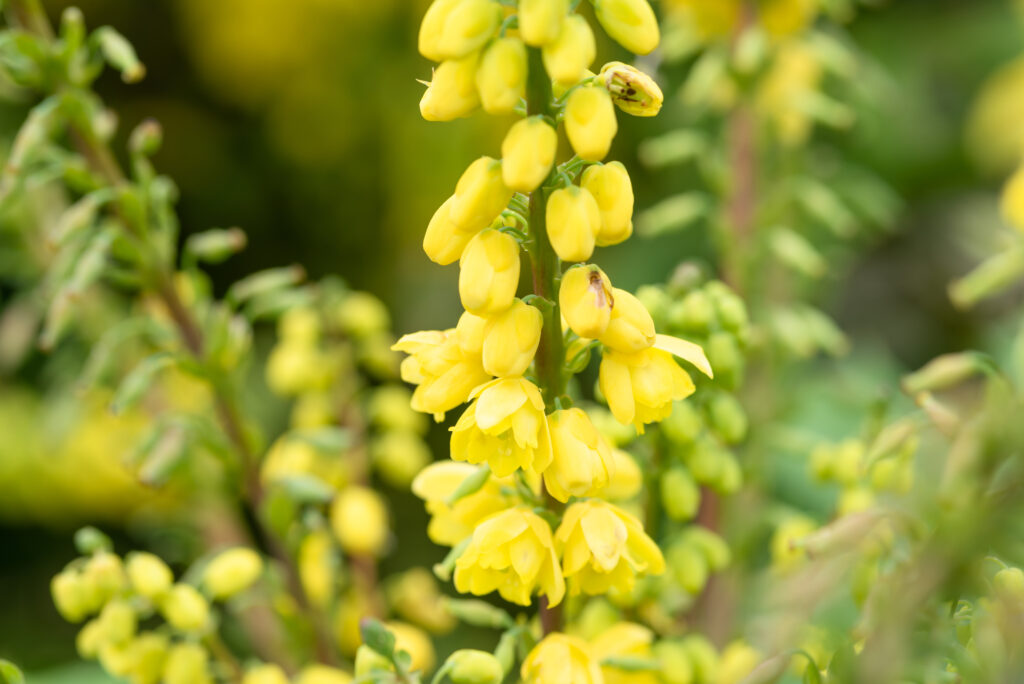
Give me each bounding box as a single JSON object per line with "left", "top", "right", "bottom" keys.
{"left": 2, "top": 0, "right": 1024, "bottom": 679}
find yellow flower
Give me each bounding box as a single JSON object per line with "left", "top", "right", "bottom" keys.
{"left": 665, "top": 0, "right": 740, "bottom": 42}
{"left": 502, "top": 116, "right": 558, "bottom": 192}
{"left": 126, "top": 552, "right": 173, "bottom": 601}
{"left": 52, "top": 569, "right": 92, "bottom": 623}
{"left": 1002, "top": 165, "right": 1024, "bottom": 232}
{"left": 593, "top": 0, "right": 660, "bottom": 56}
{"left": 298, "top": 529, "right": 335, "bottom": 608}
{"left": 372, "top": 431, "right": 432, "bottom": 487}
{"left": 581, "top": 162, "right": 634, "bottom": 246}
{"left": 393, "top": 329, "right": 491, "bottom": 419}
{"left": 454, "top": 506, "right": 565, "bottom": 606}
{"left": 758, "top": 0, "right": 818, "bottom": 39}
{"left": 476, "top": 37, "right": 528, "bottom": 115}
{"left": 243, "top": 664, "right": 290, "bottom": 684}
{"left": 600, "top": 448, "right": 643, "bottom": 500}
{"left": 756, "top": 42, "right": 822, "bottom": 146}
{"left": 451, "top": 157, "right": 514, "bottom": 233}
{"left": 599, "top": 288, "right": 655, "bottom": 353}
{"left": 412, "top": 462, "right": 510, "bottom": 545}
{"left": 163, "top": 643, "right": 211, "bottom": 684}
{"left": 771, "top": 514, "right": 816, "bottom": 571}
{"left": 203, "top": 548, "right": 263, "bottom": 600}
{"left": 717, "top": 640, "right": 762, "bottom": 684}
{"left": 564, "top": 86, "right": 618, "bottom": 161}
{"left": 387, "top": 621, "right": 437, "bottom": 674}
{"left": 459, "top": 228, "right": 521, "bottom": 315}
{"left": 452, "top": 377, "right": 551, "bottom": 477}
{"left": 599, "top": 62, "right": 663, "bottom": 117}
{"left": 547, "top": 186, "right": 602, "bottom": 262}
{"left": 560, "top": 264, "right": 614, "bottom": 339}
{"left": 330, "top": 486, "right": 389, "bottom": 556}
{"left": 294, "top": 665, "right": 354, "bottom": 684}
{"left": 422, "top": 0, "right": 502, "bottom": 61}
{"left": 542, "top": 14, "right": 596, "bottom": 86}
{"left": 386, "top": 567, "right": 456, "bottom": 634}
{"left": 420, "top": 53, "right": 481, "bottom": 122}
{"left": 591, "top": 623, "right": 659, "bottom": 684}
{"left": 555, "top": 499, "right": 665, "bottom": 596}
{"left": 482, "top": 299, "right": 543, "bottom": 377}
{"left": 160, "top": 584, "right": 210, "bottom": 633}
{"left": 446, "top": 650, "right": 504, "bottom": 684}
{"left": 545, "top": 408, "right": 616, "bottom": 502}
{"left": 599, "top": 335, "right": 712, "bottom": 431}
{"left": 519, "top": 0, "right": 569, "bottom": 47}
{"left": 424, "top": 196, "right": 475, "bottom": 266}
{"left": 521, "top": 633, "right": 602, "bottom": 684}
{"left": 455, "top": 310, "right": 488, "bottom": 355}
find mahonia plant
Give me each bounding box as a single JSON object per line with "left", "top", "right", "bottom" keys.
{"left": 382, "top": 1, "right": 721, "bottom": 683}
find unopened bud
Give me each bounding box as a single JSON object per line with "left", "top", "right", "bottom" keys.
{"left": 542, "top": 14, "right": 596, "bottom": 85}
{"left": 420, "top": 53, "right": 481, "bottom": 122}
{"left": 662, "top": 400, "right": 702, "bottom": 444}
{"left": 448, "top": 649, "right": 504, "bottom": 684}
{"left": 501, "top": 117, "right": 558, "bottom": 192}
{"left": 547, "top": 186, "right": 602, "bottom": 261}
{"left": 667, "top": 541, "right": 708, "bottom": 594}
{"left": 243, "top": 664, "right": 290, "bottom": 684}
{"left": 203, "top": 548, "right": 263, "bottom": 600}
{"left": 95, "top": 27, "right": 145, "bottom": 82}
{"left": 83, "top": 553, "right": 127, "bottom": 608}
{"left": 52, "top": 569, "right": 91, "bottom": 622}
{"left": 683, "top": 527, "right": 731, "bottom": 571}
{"left": 661, "top": 466, "right": 700, "bottom": 521}
{"left": 424, "top": 196, "right": 474, "bottom": 266}
{"left": 459, "top": 228, "right": 521, "bottom": 315}
{"left": 653, "top": 641, "right": 695, "bottom": 684}
{"left": 593, "top": 0, "right": 660, "bottom": 55}
{"left": 160, "top": 584, "right": 210, "bottom": 632}
{"left": 519, "top": 0, "right": 568, "bottom": 46}
{"left": 1001, "top": 164, "right": 1024, "bottom": 233}
{"left": 163, "top": 643, "right": 210, "bottom": 684}
{"left": 331, "top": 486, "right": 389, "bottom": 556}
{"left": 994, "top": 567, "right": 1024, "bottom": 602}
{"left": 337, "top": 291, "right": 390, "bottom": 339}
{"left": 560, "top": 264, "right": 614, "bottom": 339}
{"left": 372, "top": 431, "right": 431, "bottom": 487}
{"left": 581, "top": 161, "right": 634, "bottom": 247}
{"left": 600, "top": 61, "right": 663, "bottom": 117}
{"left": 482, "top": 298, "right": 542, "bottom": 377}
{"left": 97, "top": 599, "right": 137, "bottom": 645}
{"left": 564, "top": 86, "right": 618, "bottom": 162}
{"left": 476, "top": 38, "right": 528, "bottom": 114}
{"left": 451, "top": 157, "right": 513, "bottom": 233}
{"left": 706, "top": 393, "right": 747, "bottom": 445}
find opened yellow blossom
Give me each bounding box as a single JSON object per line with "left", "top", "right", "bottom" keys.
{"left": 420, "top": 53, "right": 480, "bottom": 122}
{"left": 593, "top": 0, "right": 660, "bottom": 55}
{"left": 459, "top": 228, "right": 521, "bottom": 315}
{"left": 502, "top": 116, "right": 558, "bottom": 192}
{"left": 591, "top": 623, "right": 659, "bottom": 684}
{"left": 424, "top": 196, "right": 475, "bottom": 266}
{"left": 451, "top": 157, "right": 514, "bottom": 233}
{"left": 555, "top": 499, "right": 665, "bottom": 596}
{"left": 454, "top": 506, "right": 565, "bottom": 606}
{"left": 599, "top": 334, "right": 712, "bottom": 431}
{"left": 545, "top": 408, "right": 616, "bottom": 502}
{"left": 581, "top": 161, "right": 634, "bottom": 246}
{"left": 519, "top": 0, "right": 569, "bottom": 47}
{"left": 600, "top": 61, "right": 663, "bottom": 117}
{"left": 1002, "top": 164, "right": 1024, "bottom": 232}
{"left": 560, "top": 264, "right": 614, "bottom": 338}
{"left": 412, "top": 462, "right": 510, "bottom": 545}
{"left": 547, "top": 186, "right": 602, "bottom": 262}
{"left": 542, "top": 14, "right": 596, "bottom": 86}
{"left": 481, "top": 299, "right": 543, "bottom": 377}
{"left": 393, "top": 329, "right": 491, "bottom": 419}
{"left": 451, "top": 377, "right": 552, "bottom": 477}
{"left": 564, "top": 86, "right": 618, "bottom": 161}
{"left": 600, "top": 288, "right": 655, "bottom": 353}
{"left": 521, "top": 633, "right": 602, "bottom": 684}
{"left": 476, "top": 37, "right": 528, "bottom": 114}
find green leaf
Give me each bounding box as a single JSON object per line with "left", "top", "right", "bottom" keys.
{"left": 290, "top": 427, "right": 351, "bottom": 453}
{"left": 444, "top": 465, "right": 491, "bottom": 507}
{"left": 276, "top": 474, "right": 336, "bottom": 505}
{"left": 184, "top": 227, "right": 247, "bottom": 265}
{"left": 226, "top": 266, "right": 305, "bottom": 307}
{"left": 600, "top": 656, "right": 661, "bottom": 672}
{"left": 111, "top": 352, "right": 177, "bottom": 414}
{"left": 135, "top": 422, "right": 189, "bottom": 487}
{"left": 804, "top": 663, "right": 823, "bottom": 684}
{"left": 442, "top": 598, "right": 514, "bottom": 630}
{"left": 0, "top": 660, "right": 24, "bottom": 684}
{"left": 74, "top": 527, "right": 112, "bottom": 555}
{"left": 360, "top": 618, "right": 396, "bottom": 658}
{"left": 93, "top": 26, "right": 145, "bottom": 82}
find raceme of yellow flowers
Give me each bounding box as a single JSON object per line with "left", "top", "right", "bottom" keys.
{"left": 395, "top": 0, "right": 713, "bottom": 681}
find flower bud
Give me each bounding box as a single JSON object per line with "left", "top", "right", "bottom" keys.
{"left": 330, "top": 486, "right": 389, "bottom": 556}
{"left": 369, "top": 385, "right": 427, "bottom": 434}
{"left": 126, "top": 552, "right": 173, "bottom": 601}
{"left": 661, "top": 399, "right": 701, "bottom": 444}
{"left": 706, "top": 331, "right": 743, "bottom": 389}
{"left": 420, "top": 53, "right": 481, "bottom": 122}
{"left": 355, "top": 644, "right": 393, "bottom": 676}
{"left": 243, "top": 664, "right": 290, "bottom": 684}
{"left": 519, "top": 0, "right": 568, "bottom": 46}
{"left": 389, "top": 621, "right": 437, "bottom": 674}
{"left": 581, "top": 161, "right": 634, "bottom": 246}
{"left": 459, "top": 229, "right": 521, "bottom": 315}
{"left": 430, "top": 0, "right": 503, "bottom": 61}
{"left": 455, "top": 311, "right": 488, "bottom": 355}
{"left": 203, "top": 548, "right": 263, "bottom": 600}
{"left": 337, "top": 292, "right": 390, "bottom": 339}
{"left": 98, "top": 599, "right": 137, "bottom": 645}
{"left": 451, "top": 157, "right": 514, "bottom": 233}
{"left": 295, "top": 664, "right": 355, "bottom": 684}
{"left": 653, "top": 641, "right": 695, "bottom": 684}
{"left": 593, "top": 0, "right": 660, "bottom": 55}
{"left": 160, "top": 584, "right": 210, "bottom": 632}
{"left": 601, "top": 448, "right": 643, "bottom": 500}
{"left": 565, "top": 86, "right": 618, "bottom": 161}
{"left": 424, "top": 196, "right": 475, "bottom": 265}
{"left": 482, "top": 299, "right": 542, "bottom": 376}
{"left": 83, "top": 552, "right": 127, "bottom": 609}
{"left": 163, "top": 643, "right": 211, "bottom": 684}
{"left": 546, "top": 186, "right": 601, "bottom": 262}
{"left": 545, "top": 408, "right": 616, "bottom": 502}
{"left": 1002, "top": 165, "right": 1024, "bottom": 232}
{"left": 600, "top": 288, "right": 655, "bottom": 352}
{"left": 661, "top": 466, "right": 700, "bottom": 521}
{"left": 447, "top": 649, "right": 504, "bottom": 684}
{"left": 670, "top": 290, "right": 714, "bottom": 333}
{"left": 420, "top": 0, "right": 462, "bottom": 59}
{"left": 716, "top": 641, "right": 760, "bottom": 684}
{"left": 372, "top": 431, "right": 432, "bottom": 487}
{"left": 560, "top": 265, "right": 614, "bottom": 338}
{"left": 706, "top": 393, "right": 747, "bottom": 445}
{"left": 299, "top": 530, "right": 336, "bottom": 608}
{"left": 684, "top": 527, "right": 730, "bottom": 571}
{"left": 476, "top": 37, "right": 528, "bottom": 114}
{"left": 599, "top": 61, "right": 663, "bottom": 117}
{"left": 542, "top": 14, "right": 596, "bottom": 85}
{"left": 502, "top": 117, "right": 558, "bottom": 192}
{"left": 129, "top": 632, "right": 169, "bottom": 684}
{"left": 98, "top": 642, "right": 135, "bottom": 678}
{"left": 76, "top": 620, "right": 105, "bottom": 658}
{"left": 52, "top": 569, "right": 91, "bottom": 622}
{"left": 668, "top": 541, "right": 708, "bottom": 594}
{"left": 995, "top": 567, "right": 1024, "bottom": 602}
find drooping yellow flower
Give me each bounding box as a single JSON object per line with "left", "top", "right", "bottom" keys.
{"left": 481, "top": 299, "right": 543, "bottom": 377}
{"left": 560, "top": 264, "right": 614, "bottom": 339}
{"left": 330, "top": 486, "right": 389, "bottom": 556}
{"left": 476, "top": 37, "right": 528, "bottom": 115}
{"left": 591, "top": 623, "right": 659, "bottom": 684}
{"left": 599, "top": 448, "right": 643, "bottom": 500}
{"left": 599, "top": 335, "right": 712, "bottom": 431}
{"left": 454, "top": 310, "right": 488, "bottom": 355}
{"left": 564, "top": 87, "right": 618, "bottom": 161}
{"left": 581, "top": 162, "right": 634, "bottom": 246}
{"left": 599, "top": 62, "right": 663, "bottom": 117}
{"left": 542, "top": 14, "right": 596, "bottom": 86}
{"left": 1002, "top": 165, "right": 1024, "bottom": 233}
{"left": 424, "top": 196, "right": 475, "bottom": 266}
{"left": 519, "top": 0, "right": 569, "bottom": 47}
{"left": 451, "top": 157, "right": 514, "bottom": 233}
{"left": 454, "top": 506, "right": 565, "bottom": 606}
{"left": 459, "top": 228, "right": 521, "bottom": 315}
{"left": 420, "top": 53, "right": 481, "bottom": 122}
{"left": 599, "top": 288, "right": 655, "bottom": 353}
{"left": 545, "top": 408, "right": 616, "bottom": 502}
{"left": 412, "top": 463, "right": 511, "bottom": 546}
{"left": 547, "top": 186, "right": 602, "bottom": 262}
{"left": 393, "top": 329, "right": 491, "bottom": 419}
{"left": 425, "top": 0, "right": 502, "bottom": 61}
{"left": 555, "top": 499, "right": 665, "bottom": 596}
{"left": 521, "top": 633, "right": 602, "bottom": 684}
{"left": 502, "top": 116, "right": 558, "bottom": 192}
{"left": 451, "top": 377, "right": 552, "bottom": 477}
{"left": 593, "top": 0, "right": 660, "bottom": 56}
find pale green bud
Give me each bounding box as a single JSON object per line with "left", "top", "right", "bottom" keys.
{"left": 355, "top": 644, "right": 394, "bottom": 676}
{"left": 163, "top": 643, "right": 211, "bottom": 684}
{"left": 661, "top": 400, "right": 702, "bottom": 445}
{"left": 337, "top": 292, "right": 390, "bottom": 339}
{"left": 705, "top": 393, "right": 747, "bottom": 445}
{"left": 98, "top": 599, "right": 137, "bottom": 645}
{"left": 203, "top": 548, "right": 263, "bottom": 600}
{"left": 667, "top": 541, "right": 708, "bottom": 595}
{"left": 160, "top": 584, "right": 210, "bottom": 632}
{"left": 447, "top": 649, "right": 504, "bottom": 684}
{"left": 661, "top": 466, "right": 700, "bottom": 521}
{"left": 126, "top": 552, "right": 173, "bottom": 601}
{"left": 52, "top": 569, "right": 91, "bottom": 623}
